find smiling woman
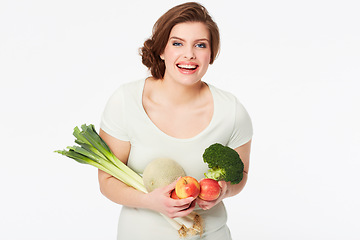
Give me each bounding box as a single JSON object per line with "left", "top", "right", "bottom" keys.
{"left": 159, "top": 22, "right": 211, "bottom": 86}
{"left": 98, "top": 2, "right": 253, "bottom": 240}
{"left": 139, "top": 2, "right": 220, "bottom": 80}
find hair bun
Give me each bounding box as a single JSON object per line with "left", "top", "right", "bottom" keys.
{"left": 140, "top": 39, "right": 157, "bottom": 69}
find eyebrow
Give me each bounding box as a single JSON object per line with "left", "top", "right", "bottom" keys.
{"left": 169, "top": 36, "right": 210, "bottom": 42}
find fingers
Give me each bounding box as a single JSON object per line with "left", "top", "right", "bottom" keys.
{"left": 196, "top": 198, "right": 215, "bottom": 210}
{"left": 162, "top": 182, "right": 196, "bottom": 218}
{"left": 170, "top": 200, "right": 196, "bottom": 218}
{"left": 197, "top": 181, "right": 227, "bottom": 210}
{"left": 164, "top": 196, "right": 196, "bottom": 218}
{"left": 162, "top": 177, "right": 181, "bottom": 194}
{"left": 170, "top": 196, "right": 194, "bottom": 212}
{"left": 158, "top": 178, "right": 228, "bottom": 217}
{"left": 218, "top": 180, "right": 227, "bottom": 190}
{"left": 178, "top": 201, "right": 196, "bottom": 217}
{"left": 173, "top": 196, "right": 195, "bottom": 206}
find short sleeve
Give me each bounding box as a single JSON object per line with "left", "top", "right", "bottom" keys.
{"left": 100, "top": 87, "right": 130, "bottom": 141}
{"left": 227, "top": 98, "right": 253, "bottom": 149}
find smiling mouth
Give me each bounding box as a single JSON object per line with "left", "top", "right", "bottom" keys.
{"left": 176, "top": 64, "right": 198, "bottom": 70}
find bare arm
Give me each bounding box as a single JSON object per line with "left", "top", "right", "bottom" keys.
{"left": 98, "top": 129, "right": 195, "bottom": 218}
{"left": 196, "top": 140, "right": 252, "bottom": 210}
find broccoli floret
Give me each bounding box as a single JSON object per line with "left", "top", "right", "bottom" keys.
{"left": 202, "top": 143, "right": 244, "bottom": 184}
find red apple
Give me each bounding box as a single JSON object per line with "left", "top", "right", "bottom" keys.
{"left": 170, "top": 189, "right": 180, "bottom": 199}
{"left": 199, "top": 178, "right": 221, "bottom": 201}
{"left": 175, "top": 176, "right": 200, "bottom": 199}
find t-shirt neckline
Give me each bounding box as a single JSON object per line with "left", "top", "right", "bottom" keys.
{"left": 138, "top": 78, "right": 216, "bottom": 142}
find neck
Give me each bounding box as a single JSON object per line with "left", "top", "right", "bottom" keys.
{"left": 158, "top": 79, "right": 206, "bottom": 106}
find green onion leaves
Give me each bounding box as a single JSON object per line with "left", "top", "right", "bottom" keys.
{"left": 55, "top": 124, "right": 147, "bottom": 193}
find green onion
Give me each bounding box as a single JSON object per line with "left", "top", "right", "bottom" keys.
{"left": 55, "top": 124, "right": 203, "bottom": 237}
{"left": 55, "top": 124, "right": 146, "bottom": 193}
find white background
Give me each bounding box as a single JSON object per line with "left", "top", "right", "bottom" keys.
{"left": 1, "top": 0, "right": 359, "bottom": 239}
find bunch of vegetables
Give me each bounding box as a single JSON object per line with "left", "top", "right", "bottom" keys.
{"left": 55, "top": 124, "right": 202, "bottom": 237}
{"left": 55, "top": 124, "right": 245, "bottom": 237}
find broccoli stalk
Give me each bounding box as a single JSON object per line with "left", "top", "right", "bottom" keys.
{"left": 202, "top": 143, "right": 244, "bottom": 184}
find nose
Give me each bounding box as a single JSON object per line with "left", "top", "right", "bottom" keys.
{"left": 184, "top": 46, "right": 195, "bottom": 60}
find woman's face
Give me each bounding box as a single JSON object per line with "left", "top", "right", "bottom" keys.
{"left": 160, "top": 22, "right": 211, "bottom": 85}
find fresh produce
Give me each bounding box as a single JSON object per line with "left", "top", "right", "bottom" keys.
{"left": 202, "top": 143, "right": 244, "bottom": 184}
{"left": 55, "top": 124, "right": 146, "bottom": 192}
{"left": 143, "top": 158, "right": 185, "bottom": 192}
{"left": 175, "top": 176, "right": 200, "bottom": 199}
{"left": 170, "top": 189, "right": 180, "bottom": 199}
{"left": 198, "top": 178, "right": 221, "bottom": 201}
{"left": 55, "top": 124, "right": 203, "bottom": 238}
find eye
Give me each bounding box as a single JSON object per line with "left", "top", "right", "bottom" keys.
{"left": 195, "top": 43, "right": 207, "bottom": 48}
{"left": 172, "top": 42, "right": 183, "bottom": 47}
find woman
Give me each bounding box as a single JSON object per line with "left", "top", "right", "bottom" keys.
{"left": 98, "top": 2, "right": 253, "bottom": 239}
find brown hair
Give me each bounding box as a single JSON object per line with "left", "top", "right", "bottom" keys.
{"left": 139, "top": 2, "right": 220, "bottom": 79}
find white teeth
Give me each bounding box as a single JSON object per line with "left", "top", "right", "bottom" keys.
{"left": 177, "top": 64, "right": 197, "bottom": 69}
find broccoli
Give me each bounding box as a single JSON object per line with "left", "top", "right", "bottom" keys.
{"left": 202, "top": 143, "right": 244, "bottom": 184}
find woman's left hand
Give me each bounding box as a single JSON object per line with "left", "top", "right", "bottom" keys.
{"left": 196, "top": 180, "right": 228, "bottom": 210}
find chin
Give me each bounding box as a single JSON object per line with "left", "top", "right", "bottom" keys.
{"left": 177, "top": 73, "right": 206, "bottom": 85}
{"left": 178, "top": 78, "right": 203, "bottom": 87}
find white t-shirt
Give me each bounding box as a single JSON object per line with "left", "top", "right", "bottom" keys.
{"left": 100, "top": 78, "right": 253, "bottom": 239}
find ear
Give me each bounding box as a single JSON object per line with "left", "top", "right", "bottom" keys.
{"left": 159, "top": 53, "right": 164, "bottom": 60}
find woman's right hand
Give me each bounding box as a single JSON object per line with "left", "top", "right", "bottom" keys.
{"left": 144, "top": 179, "right": 196, "bottom": 218}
